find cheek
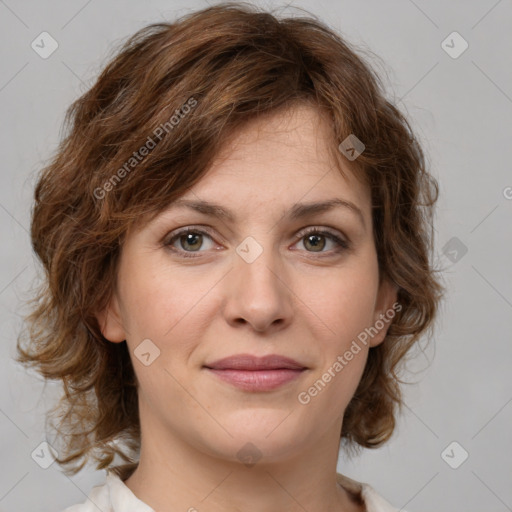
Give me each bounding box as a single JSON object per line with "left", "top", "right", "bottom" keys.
{"left": 118, "top": 264, "right": 203, "bottom": 408}
{"left": 298, "top": 255, "right": 380, "bottom": 345}
{"left": 297, "top": 273, "right": 375, "bottom": 417}
{"left": 118, "top": 257, "right": 218, "bottom": 357}
{"left": 116, "top": 252, "right": 179, "bottom": 333}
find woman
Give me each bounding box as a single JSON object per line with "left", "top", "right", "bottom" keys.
{"left": 17, "top": 3, "right": 444, "bottom": 511}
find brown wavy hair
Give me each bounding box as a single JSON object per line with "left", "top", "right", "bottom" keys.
{"left": 17, "top": 1, "right": 445, "bottom": 481}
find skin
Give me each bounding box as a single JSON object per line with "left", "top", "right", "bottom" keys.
{"left": 98, "top": 102, "right": 398, "bottom": 512}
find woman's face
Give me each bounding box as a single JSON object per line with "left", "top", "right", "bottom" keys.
{"left": 98, "top": 103, "right": 397, "bottom": 464}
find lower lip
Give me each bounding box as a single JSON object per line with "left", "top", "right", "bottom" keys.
{"left": 205, "top": 368, "right": 305, "bottom": 391}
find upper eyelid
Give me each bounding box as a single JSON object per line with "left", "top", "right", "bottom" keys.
{"left": 163, "top": 225, "right": 223, "bottom": 244}
{"left": 165, "top": 223, "right": 344, "bottom": 236}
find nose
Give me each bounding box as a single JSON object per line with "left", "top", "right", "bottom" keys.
{"left": 222, "top": 238, "right": 294, "bottom": 333}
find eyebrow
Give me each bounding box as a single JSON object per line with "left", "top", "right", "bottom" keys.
{"left": 169, "top": 198, "right": 366, "bottom": 230}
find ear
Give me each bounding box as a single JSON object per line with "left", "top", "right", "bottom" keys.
{"left": 95, "top": 292, "right": 127, "bottom": 343}
{"left": 369, "top": 277, "right": 399, "bottom": 348}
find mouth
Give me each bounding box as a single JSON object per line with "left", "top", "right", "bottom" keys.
{"left": 204, "top": 353, "right": 307, "bottom": 371}
{"left": 203, "top": 354, "right": 308, "bottom": 392}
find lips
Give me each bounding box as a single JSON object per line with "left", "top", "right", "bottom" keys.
{"left": 203, "top": 354, "right": 307, "bottom": 392}
{"left": 204, "top": 354, "right": 307, "bottom": 371}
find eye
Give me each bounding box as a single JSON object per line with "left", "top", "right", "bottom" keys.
{"left": 164, "top": 227, "right": 217, "bottom": 258}
{"left": 293, "top": 227, "right": 350, "bottom": 256}
{"left": 164, "top": 226, "right": 350, "bottom": 259}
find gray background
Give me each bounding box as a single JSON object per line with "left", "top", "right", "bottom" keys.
{"left": 1, "top": 0, "right": 511, "bottom": 510}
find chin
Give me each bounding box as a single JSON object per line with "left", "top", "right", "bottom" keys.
{"left": 195, "top": 413, "right": 312, "bottom": 463}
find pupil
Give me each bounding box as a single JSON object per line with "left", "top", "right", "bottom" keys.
{"left": 306, "top": 234, "right": 324, "bottom": 251}
{"left": 183, "top": 233, "right": 201, "bottom": 250}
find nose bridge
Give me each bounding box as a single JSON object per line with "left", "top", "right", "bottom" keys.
{"left": 234, "top": 233, "right": 283, "bottom": 289}
{"left": 225, "top": 232, "right": 292, "bottom": 330}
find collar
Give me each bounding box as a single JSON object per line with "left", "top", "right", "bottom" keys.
{"left": 104, "top": 470, "right": 401, "bottom": 512}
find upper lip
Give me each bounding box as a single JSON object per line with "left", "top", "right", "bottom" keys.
{"left": 204, "top": 354, "right": 307, "bottom": 371}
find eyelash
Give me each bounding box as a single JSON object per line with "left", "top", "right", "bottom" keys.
{"left": 163, "top": 226, "right": 350, "bottom": 259}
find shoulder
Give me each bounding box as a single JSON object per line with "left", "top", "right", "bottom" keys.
{"left": 336, "top": 473, "right": 406, "bottom": 512}
{"left": 59, "top": 472, "right": 155, "bottom": 512}
{"left": 60, "top": 478, "right": 111, "bottom": 512}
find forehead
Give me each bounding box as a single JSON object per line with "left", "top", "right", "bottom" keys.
{"left": 178, "top": 103, "right": 371, "bottom": 220}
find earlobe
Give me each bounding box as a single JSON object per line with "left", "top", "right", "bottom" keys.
{"left": 95, "top": 293, "right": 126, "bottom": 343}
{"left": 369, "top": 278, "right": 399, "bottom": 348}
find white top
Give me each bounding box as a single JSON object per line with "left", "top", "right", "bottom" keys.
{"left": 62, "top": 472, "right": 406, "bottom": 512}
